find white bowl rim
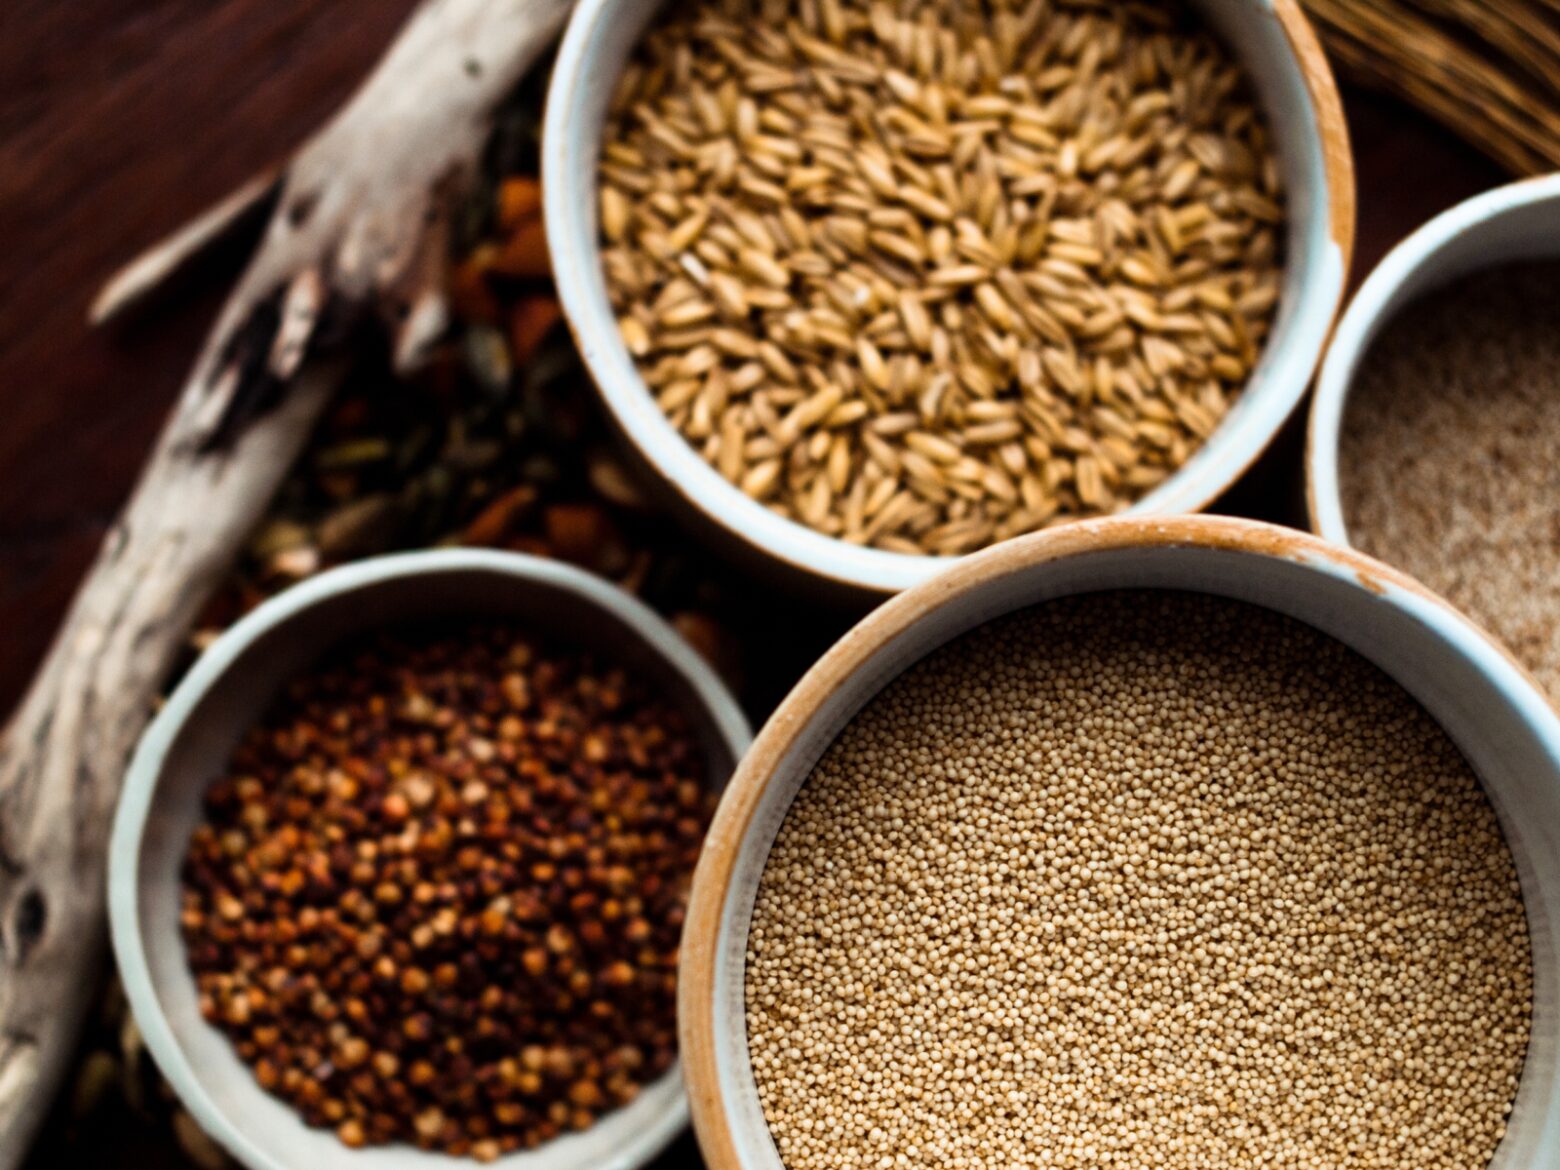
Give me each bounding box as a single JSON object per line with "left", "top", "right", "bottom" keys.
{"left": 1306, "top": 172, "right": 1560, "bottom": 543}
{"left": 108, "top": 548, "right": 753, "bottom": 1170}
{"left": 543, "top": 0, "right": 1355, "bottom": 595}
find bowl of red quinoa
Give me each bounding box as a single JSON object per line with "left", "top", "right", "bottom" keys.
{"left": 1307, "top": 174, "right": 1560, "bottom": 710}
{"left": 110, "top": 549, "right": 750, "bottom": 1170}
{"left": 544, "top": 0, "right": 1355, "bottom": 594}
{"left": 681, "top": 514, "right": 1560, "bottom": 1170}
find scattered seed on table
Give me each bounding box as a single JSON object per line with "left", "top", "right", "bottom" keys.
{"left": 600, "top": 0, "right": 1284, "bottom": 554}
{"left": 182, "top": 624, "right": 713, "bottom": 1160}
{"left": 747, "top": 591, "right": 1531, "bottom": 1170}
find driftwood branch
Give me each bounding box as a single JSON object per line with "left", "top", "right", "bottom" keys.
{"left": 0, "top": 0, "right": 571, "bottom": 1161}
{"left": 88, "top": 170, "right": 281, "bottom": 327}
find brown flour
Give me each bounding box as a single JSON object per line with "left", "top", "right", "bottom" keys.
{"left": 1339, "top": 261, "right": 1560, "bottom": 702}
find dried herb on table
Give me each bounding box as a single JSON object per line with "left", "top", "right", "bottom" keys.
{"left": 196, "top": 302, "right": 743, "bottom": 691}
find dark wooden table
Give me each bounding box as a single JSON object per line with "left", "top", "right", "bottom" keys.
{"left": 0, "top": 2, "right": 1508, "bottom": 1166}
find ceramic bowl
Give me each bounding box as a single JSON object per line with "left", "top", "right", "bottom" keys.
{"left": 109, "top": 550, "right": 752, "bottom": 1170}
{"left": 679, "top": 514, "right": 1560, "bottom": 1170}
{"left": 1306, "top": 173, "right": 1560, "bottom": 540}
{"left": 543, "top": 0, "right": 1355, "bottom": 595}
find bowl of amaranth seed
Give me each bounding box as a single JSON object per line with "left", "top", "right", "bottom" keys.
{"left": 681, "top": 514, "right": 1560, "bottom": 1170}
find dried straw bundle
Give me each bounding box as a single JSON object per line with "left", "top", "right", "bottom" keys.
{"left": 1305, "top": 0, "right": 1560, "bottom": 174}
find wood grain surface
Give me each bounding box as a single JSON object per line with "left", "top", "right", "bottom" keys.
{"left": 0, "top": 1, "right": 1508, "bottom": 1165}
{"left": 0, "top": 0, "right": 418, "bottom": 716}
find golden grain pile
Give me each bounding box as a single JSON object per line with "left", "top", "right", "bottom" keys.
{"left": 748, "top": 592, "right": 1532, "bottom": 1170}
{"left": 600, "top": 0, "right": 1283, "bottom": 555}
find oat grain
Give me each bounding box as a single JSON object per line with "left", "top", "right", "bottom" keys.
{"left": 600, "top": 0, "right": 1284, "bottom": 553}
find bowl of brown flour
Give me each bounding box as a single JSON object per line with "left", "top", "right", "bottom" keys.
{"left": 681, "top": 515, "right": 1560, "bottom": 1170}
{"left": 1308, "top": 174, "right": 1560, "bottom": 711}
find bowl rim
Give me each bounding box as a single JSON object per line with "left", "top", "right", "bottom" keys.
{"left": 677, "top": 512, "right": 1560, "bottom": 1170}
{"left": 1304, "top": 172, "right": 1560, "bottom": 542}
{"left": 541, "top": 0, "right": 1356, "bottom": 595}
{"left": 108, "top": 548, "right": 752, "bottom": 1170}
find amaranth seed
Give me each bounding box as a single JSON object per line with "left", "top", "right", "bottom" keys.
{"left": 746, "top": 591, "right": 1532, "bottom": 1170}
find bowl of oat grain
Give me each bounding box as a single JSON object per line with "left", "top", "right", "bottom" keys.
{"left": 544, "top": 0, "right": 1354, "bottom": 594}
{"left": 680, "top": 514, "right": 1560, "bottom": 1170}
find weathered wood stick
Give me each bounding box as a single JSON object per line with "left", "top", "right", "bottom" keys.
{"left": 0, "top": 0, "right": 571, "bottom": 1161}
{"left": 89, "top": 170, "right": 281, "bottom": 327}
